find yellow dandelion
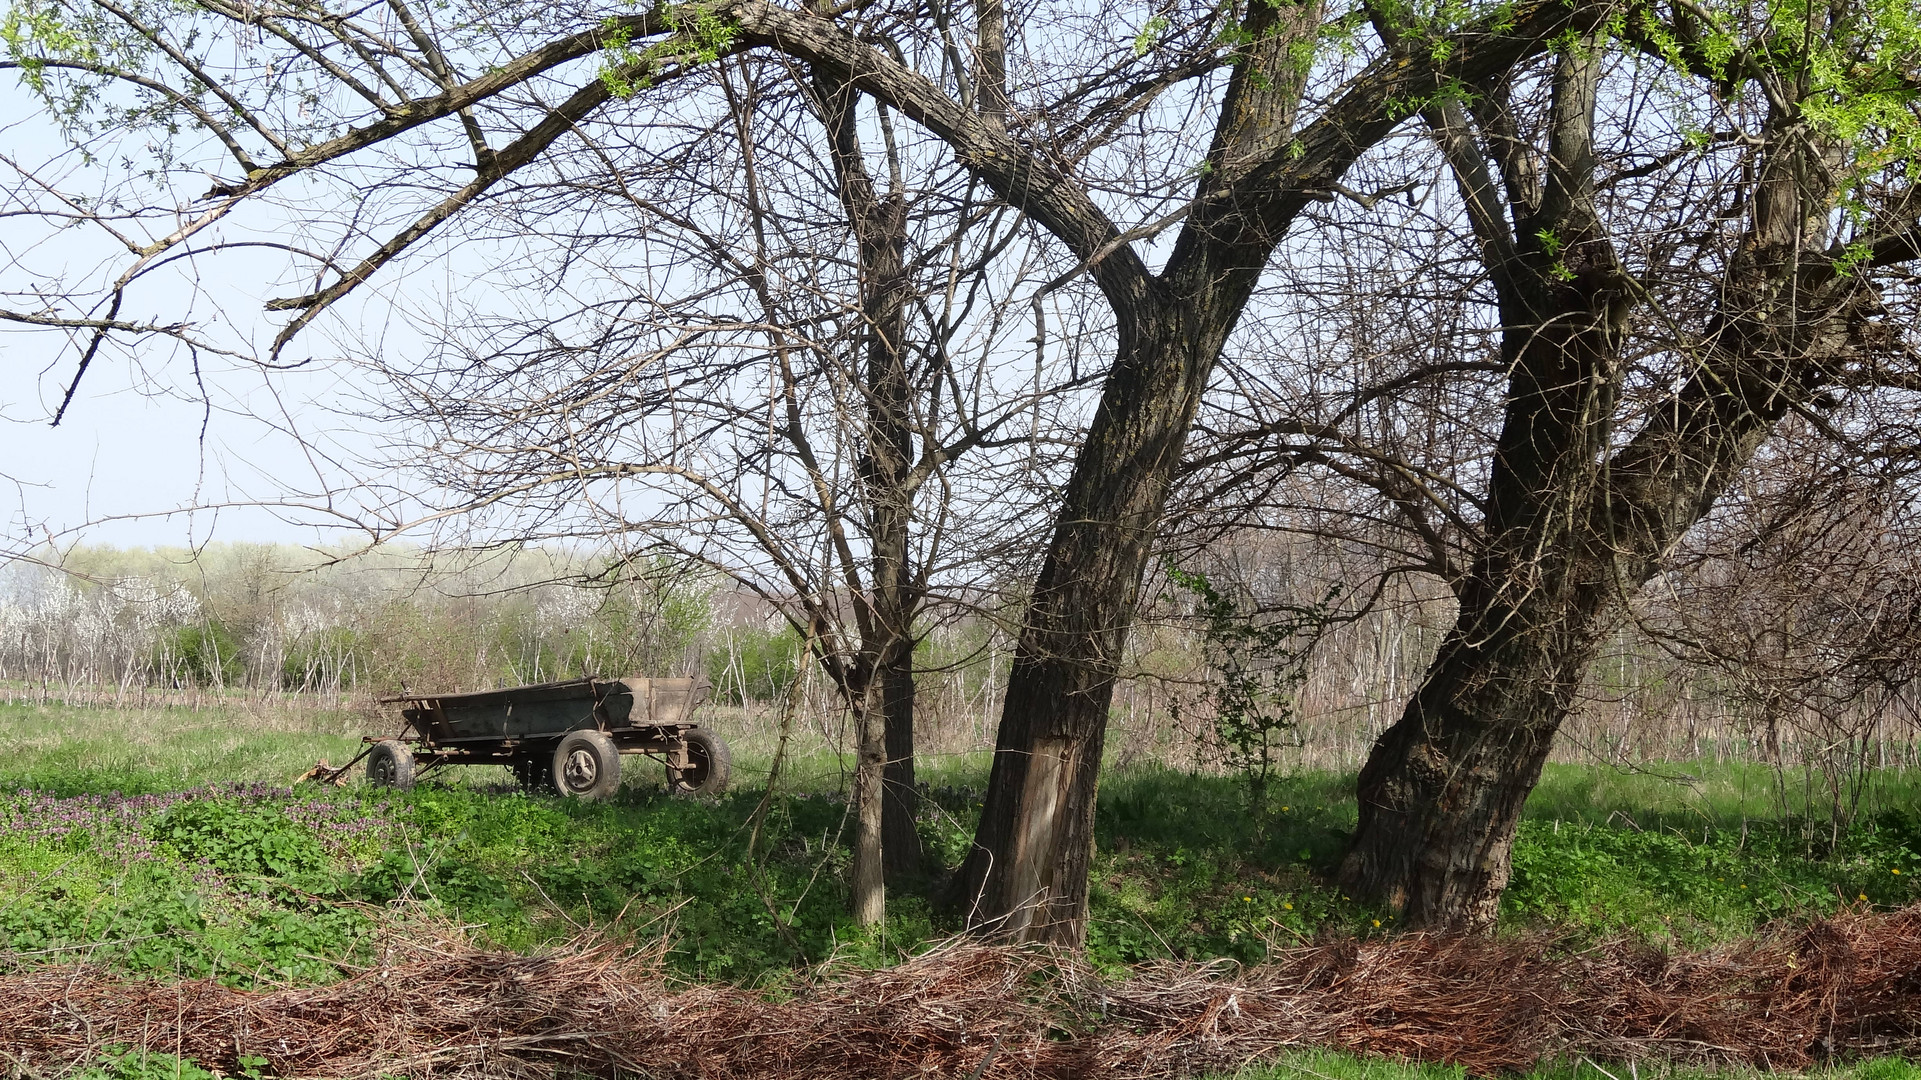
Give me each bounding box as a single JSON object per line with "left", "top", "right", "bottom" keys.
{"left": 1894, "top": 868, "right": 1903, "bottom": 875}
{"left": 1739, "top": 884, "right": 1747, "bottom": 889}
{"left": 1243, "top": 895, "right": 1253, "bottom": 902}
{"left": 1371, "top": 919, "right": 1382, "bottom": 928}
{"left": 1281, "top": 806, "right": 1290, "bottom": 812}
{"left": 1858, "top": 893, "right": 1869, "bottom": 902}
{"left": 1283, "top": 903, "right": 1294, "bottom": 910}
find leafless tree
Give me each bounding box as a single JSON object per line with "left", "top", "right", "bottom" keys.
{"left": 349, "top": 53, "right": 1080, "bottom": 924}
{"left": 1646, "top": 418, "right": 1921, "bottom": 840}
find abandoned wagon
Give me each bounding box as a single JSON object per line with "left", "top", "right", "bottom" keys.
{"left": 358, "top": 676, "right": 729, "bottom": 799}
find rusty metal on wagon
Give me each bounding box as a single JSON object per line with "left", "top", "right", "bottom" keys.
{"left": 356, "top": 676, "right": 730, "bottom": 800}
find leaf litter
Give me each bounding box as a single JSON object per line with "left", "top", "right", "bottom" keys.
{"left": 3, "top": 905, "right": 1919, "bottom": 1078}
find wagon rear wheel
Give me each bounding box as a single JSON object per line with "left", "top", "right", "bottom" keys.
{"left": 552, "top": 729, "right": 621, "bottom": 800}
{"left": 669, "top": 728, "right": 730, "bottom": 797}
{"left": 367, "top": 741, "right": 416, "bottom": 791}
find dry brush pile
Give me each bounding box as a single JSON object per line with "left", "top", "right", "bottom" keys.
{"left": 4, "top": 906, "right": 1920, "bottom": 1079}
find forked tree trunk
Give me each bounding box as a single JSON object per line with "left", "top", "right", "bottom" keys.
{"left": 1341, "top": 68, "right": 1859, "bottom": 928}
{"left": 1339, "top": 41, "right": 1631, "bottom": 927}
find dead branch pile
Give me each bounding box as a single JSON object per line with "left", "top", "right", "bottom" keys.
{"left": 4, "top": 906, "right": 1919, "bottom": 1079}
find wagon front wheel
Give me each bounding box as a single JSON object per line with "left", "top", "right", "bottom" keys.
{"left": 552, "top": 730, "right": 621, "bottom": 800}
{"left": 670, "top": 728, "right": 731, "bottom": 797}
{"left": 367, "top": 741, "right": 416, "bottom": 791}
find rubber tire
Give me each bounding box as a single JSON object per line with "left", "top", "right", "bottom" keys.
{"left": 670, "top": 728, "right": 731, "bottom": 797}
{"left": 511, "top": 754, "right": 555, "bottom": 793}
{"left": 552, "top": 729, "right": 622, "bottom": 800}
{"left": 367, "top": 741, "right": 416, "bottom": 791}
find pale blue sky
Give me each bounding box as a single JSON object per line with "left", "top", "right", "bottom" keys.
{"left": 2, "top": 82, "right": 412, "bottom": 552}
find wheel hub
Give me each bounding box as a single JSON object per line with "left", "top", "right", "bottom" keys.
{"left": 564, "top": 748, "right": 598, "bottom": 789}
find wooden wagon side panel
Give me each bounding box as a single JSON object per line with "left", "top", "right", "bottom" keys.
{"left": 614, "top": 677, "right": 707, "bottom": 727}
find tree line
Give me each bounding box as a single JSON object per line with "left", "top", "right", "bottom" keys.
{"left": 6, "top": 0, "right": 1921, "bottom": 939}
{"left": 8, "top": 541, "right": 1912, "bottom": 801}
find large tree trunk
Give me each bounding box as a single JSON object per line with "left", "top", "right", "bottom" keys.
{"left": 953, "top": 267, "right": 1273, "bottom": 941}
{"left": 1339, "top": 40, "right": 1629, "bottom": 928}
{"left": 1340, "top": 68, "right": 1860, "bottom": 928}
{"left": 952, "top": 312, "right": 1190, "bottom": 943}
{"left": 1339, "top": 546, "right": 1620, "bottom": 927}
{"left": 952, "top": 0, "right": 1332, "bottom": 946}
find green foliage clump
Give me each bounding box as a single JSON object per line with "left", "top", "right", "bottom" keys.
{"left": 148, "top": 797, "right": 328, "bottom": 878}
{"left": 598, "top": 3, "right": 742, "bottom": 97}
{"left": 340, "top": 785, "right": 896, "bottom": 980}
{"left": 75, "top": 1049, "right": 223, "bottom": 1080}
{"left": 0, "top": 786, "right": 390, "bottom": 985}
{"left": 158, "top": 621, "right": 244, "bottom": 688}
{"left": 707, "top": 627, "right": 801, "bottom": 704}
{"left": 1165, "top": 565, "right": 1338, "bottom": 812}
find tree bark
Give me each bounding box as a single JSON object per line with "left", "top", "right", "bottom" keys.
{"left": 952, "top": 310, "right": 1189, "bottom": 941}
{"left": 850, "top": 681, "right": 888, "bottom": 926}
{"left": 953, "top": 287, "right": 1269, "bottom": 941}
{"left": 881, "top": 636, "right": 922, "bottom": 877}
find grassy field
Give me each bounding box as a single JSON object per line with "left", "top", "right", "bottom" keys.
{"left": 4, "top": 699, "right": 1919, "bottom": 1079}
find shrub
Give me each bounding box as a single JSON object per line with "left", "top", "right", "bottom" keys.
{"left": 706, "top": 627, "right": 800, "bottom": 704}
{"left": 156, "top": 620, "right": 244, "bottom": 689}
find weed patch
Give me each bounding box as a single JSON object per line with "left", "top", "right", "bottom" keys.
{"left": 0, "top": 786, "right": 397, "bottom": 984}
{"left": 1504, "top": 811, "right": 1921, "bottom": 942}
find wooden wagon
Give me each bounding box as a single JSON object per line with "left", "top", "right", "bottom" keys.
{"left": 358, "top": 676, "right": 728, "bottom": 799}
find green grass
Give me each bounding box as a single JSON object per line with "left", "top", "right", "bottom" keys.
{"left": 1527, "top": 760, "right": 1921, "bottom": 830}
{"left": 3, "top": 698, "right": 1919, "bottom": 984}
{"left": 0, "top": 698, "right": 365, "bottom": 795}
{"left": 1510, "top": 762, "right": 1921, "bottom": 944}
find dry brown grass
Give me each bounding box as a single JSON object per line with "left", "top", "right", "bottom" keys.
{"left": 5, "top": 906, "right": 1920, "bottom": 1079}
